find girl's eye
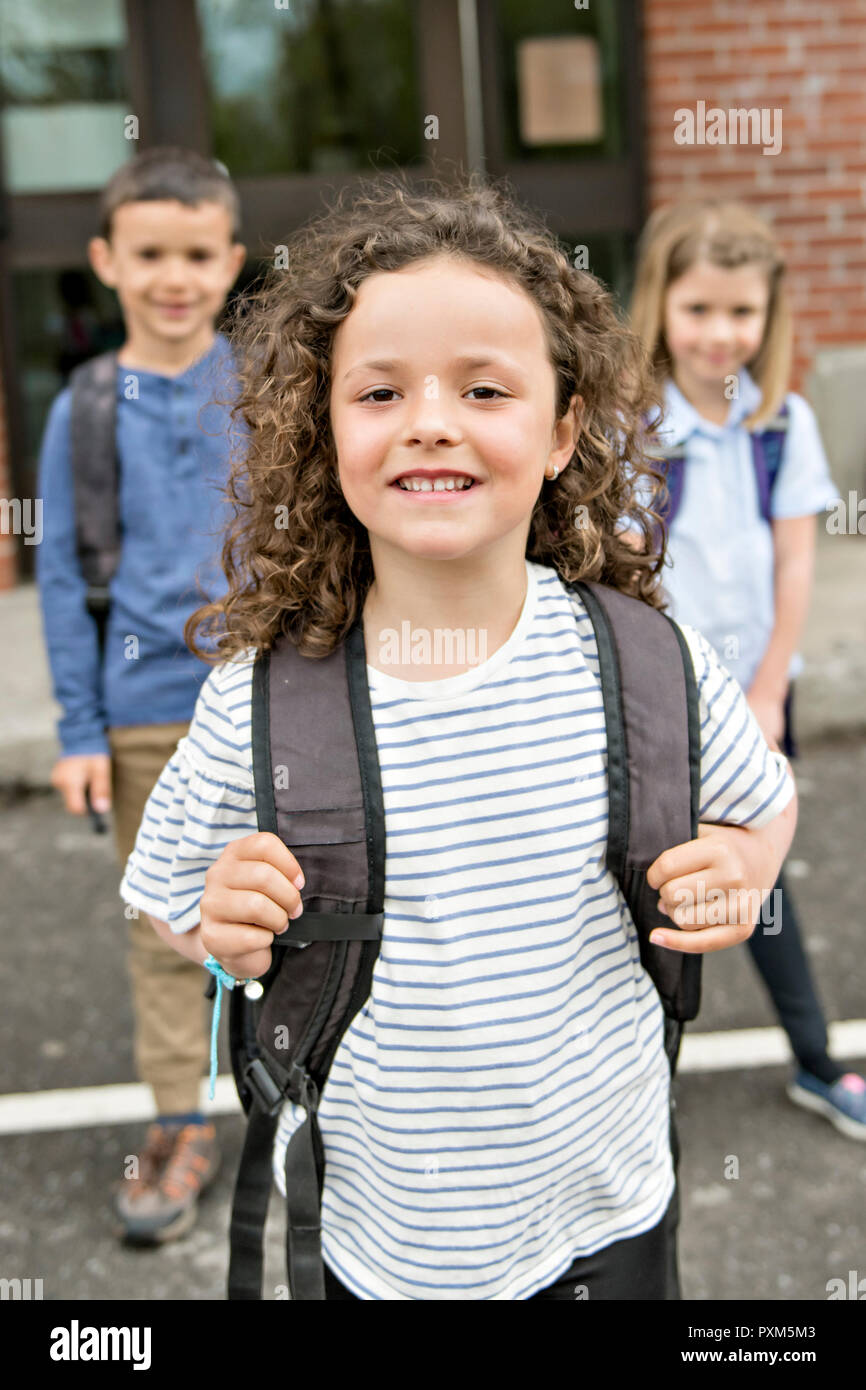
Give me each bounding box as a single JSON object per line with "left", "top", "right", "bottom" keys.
{"left": 359, "top": 388, "right": 399, "bottom": 403}
{"left": 357, "top": 386, "right": 507, "bottom": 403}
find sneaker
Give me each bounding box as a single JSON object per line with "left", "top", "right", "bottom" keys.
{"left": 786, "top": 1068, "right": 866, "bottom": 1141}
{"left": 113, "top": 1121, "right": 220, "bottom": 1244}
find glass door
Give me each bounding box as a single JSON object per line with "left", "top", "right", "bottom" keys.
{"left": 474, "top": 0, "right": 645, "bottom": 302}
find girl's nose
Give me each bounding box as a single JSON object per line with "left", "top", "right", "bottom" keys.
{"left": 707, "top": 313, "right": 736, "bottom": 342}
{"left": 405, "top": 401, "right": 462, "bottom": 446}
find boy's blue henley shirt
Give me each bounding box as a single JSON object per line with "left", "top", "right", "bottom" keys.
{"left": 35, "top": 333, "right": 240, "bottom": 758}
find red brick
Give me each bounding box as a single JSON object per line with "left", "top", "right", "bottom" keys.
{"left": 644, "top": 0, "right": 866, "bottom": 384}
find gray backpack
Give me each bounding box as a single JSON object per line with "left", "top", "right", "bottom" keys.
{"left": 225, "top": 582, "right": 702, "bottom": 1300}
{"left": 67, "top": 350, "right": 121, "bottom": 657}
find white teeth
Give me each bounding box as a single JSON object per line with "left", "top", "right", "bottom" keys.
{"left": 397, "top": 476, "right": 474, "bottom": 491}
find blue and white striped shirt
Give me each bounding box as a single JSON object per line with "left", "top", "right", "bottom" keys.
{"left": 120, "top": 559, "right": 793, "bottom": 1299}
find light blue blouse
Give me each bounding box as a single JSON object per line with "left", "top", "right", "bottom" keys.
{"left": 653, "top": 368, "right": 838, "bottom": 692}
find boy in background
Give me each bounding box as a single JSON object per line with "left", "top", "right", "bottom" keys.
{"left": 35, "top": 147, "right": 246, "bottom": 1243}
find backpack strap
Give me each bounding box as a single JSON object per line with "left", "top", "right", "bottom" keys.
{"left": 649, "top": 400, "right": 790, "bottom": 533}
{"left": 750, "top": 400, "right": 789, "bottom": 524}
{"left": 68, "top": 351, "right": 120, "bottom": 655}
{"left": 651, "top": 443, "right": 688, "bottom": 528}
{"left": 228, "top": 621, "right": 386, "bottom": 1301}
{"left": 643, "top": 439, "right": 687, "bottom": 544}
{"left": 571, "top": 581, "right": 702, "bottom": 1022}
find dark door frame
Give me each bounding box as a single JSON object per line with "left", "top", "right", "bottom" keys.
{"left": 474, "top": 0, "right": 646, "bottom": 239}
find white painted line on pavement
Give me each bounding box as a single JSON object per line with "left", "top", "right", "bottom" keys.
{"left": 679, "top": 1019, "right": 866, "bottom": 1073}
{"left": 0, "top": 1020, "right": 864, "bottom": 1136}
{"left": 0, "top": 1075, "right": 241, "bottom": 1136}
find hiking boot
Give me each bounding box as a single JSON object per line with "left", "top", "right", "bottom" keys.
{"left": 113, "top": 1121, "right": 220, "bottom": 1244}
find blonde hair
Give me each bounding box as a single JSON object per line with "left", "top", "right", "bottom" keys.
{"left": 629, "top": 200, "right": 792, "bottom": 428}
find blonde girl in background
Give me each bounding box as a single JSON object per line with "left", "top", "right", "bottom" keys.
{"left": 119, "top": 176, "right": 796, "bottom": 1299}
{"left": 630, "top": 199, "right": 865, "bottom": 1139}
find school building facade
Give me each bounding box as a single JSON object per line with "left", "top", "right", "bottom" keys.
{"left": 1, "top": 0, "right": 864, "bottom": 589}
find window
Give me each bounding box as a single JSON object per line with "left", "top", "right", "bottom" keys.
{"left": 0, "top": 0, "right": 130, "bottom": 193}
{"left": 489, "top": 0, "right": 625, "bottom": 165}
{"left": 196, "top": 0, "right": 424, "bottom": 176}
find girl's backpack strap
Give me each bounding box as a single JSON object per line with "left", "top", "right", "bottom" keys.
{"left": 647, "top": 443, "right": 687, "bottom": 530}
{"left": 572, "top": 581, "right": 702, "bottom": 1023}
{"left": 646, "top": 399, "right": 790, "bottom": 532}
{"left": 228, "top": 622, "right": 386, "bottom": 1301}
{"left": 750, "top": 399, "right": 790, "bottom": 523}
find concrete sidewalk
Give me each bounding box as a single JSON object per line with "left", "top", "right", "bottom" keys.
{"left": 2, "top": 529, "right": 864, "bottom": 787}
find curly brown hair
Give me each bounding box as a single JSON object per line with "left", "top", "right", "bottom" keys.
{"left": 186, "top": 170, "right": 668, "bottom": 665}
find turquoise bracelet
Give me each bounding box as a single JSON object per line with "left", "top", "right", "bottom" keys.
{"left": 202, "top": 955, "right": 264, "bottom": 1100}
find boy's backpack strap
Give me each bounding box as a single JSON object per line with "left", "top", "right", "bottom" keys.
{"left": 228, "top": 621, "right": 386, "bottom": 1301}
{"left": 750, "top": 400, "right": 789, "bottom": 523}
{"left": 68, "top": 350, "right": 120, "bottom": 652}
{"left": 572, "top": 582, "right": 702, "bottom": 1023}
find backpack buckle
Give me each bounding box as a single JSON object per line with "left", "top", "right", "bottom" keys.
{"left": 85, "top": 584, "right": 111, "bottom": 614}
{"left": 243, "top": 1057, "right": 285, "bottom": 1115}
{"left": 288, "top": 1061, "right": 319, "bottom": 1112}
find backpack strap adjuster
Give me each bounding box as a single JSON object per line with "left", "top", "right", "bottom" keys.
{"left": 288, "top": 1062, "right": 319, "bottom": 1111}
{"left": 244, "top": 1057, "right": 285, "bottom": 1115}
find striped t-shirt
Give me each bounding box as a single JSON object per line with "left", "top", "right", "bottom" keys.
{"left": 120, "top": 559, "right": 794, "bottom": 1300}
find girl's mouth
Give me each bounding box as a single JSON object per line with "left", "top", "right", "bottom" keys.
{"left": 390, "top": 476, "right": 480, "bottom": 499}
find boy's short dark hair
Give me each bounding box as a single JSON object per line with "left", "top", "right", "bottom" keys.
{"left": 99, "top": 146, "right": 241, "bottom": 241}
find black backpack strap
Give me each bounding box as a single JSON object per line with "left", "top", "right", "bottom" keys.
{"left": 278, "top": 622, "right": 385, "bottom": 1301}
{"left": 228, "top": 1102, "right": 284, "bottom": 1300}
{"left": 282, "top": 1070, "right": 326, "bottom": 1301}
{"left": 68, "top": 350, "right": 120, "bottom": 655}
{"left": 573, "top": 582, "right": 702, "bottom": 1023}
{"left": 277, "top": 622, "right": 385, "bottom": 1301}
{"left": 226, "top": 649, "right": 282, "bottom": 1300}
{"left": 228, "top": 1064, "right": 326, "bottom": 1301}
{"left": 228, "top": 623, "right": 386, "bottom": 1301}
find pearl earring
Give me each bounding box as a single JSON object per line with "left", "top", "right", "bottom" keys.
{"left": 549, "top": 465, "right": 560, "bottom": 480}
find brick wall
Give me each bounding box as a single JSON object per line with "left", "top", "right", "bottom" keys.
{"left": 644, "top": 0, "right": 866, "bottom": 390}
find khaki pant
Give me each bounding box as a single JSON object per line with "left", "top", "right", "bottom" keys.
{"left": 108, "top": 721, "right": 209, "bottom": 1115}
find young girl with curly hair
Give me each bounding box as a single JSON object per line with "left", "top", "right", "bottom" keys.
{"left": 120, "top": 174, "right": 796, "bottom": 1300}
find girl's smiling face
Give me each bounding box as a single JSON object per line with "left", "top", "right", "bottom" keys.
{"left": 663, "top": 259, "right": 770, "bottom": 387}
{"left": 329, "top": 255, "right": 577, "bottom": 568}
